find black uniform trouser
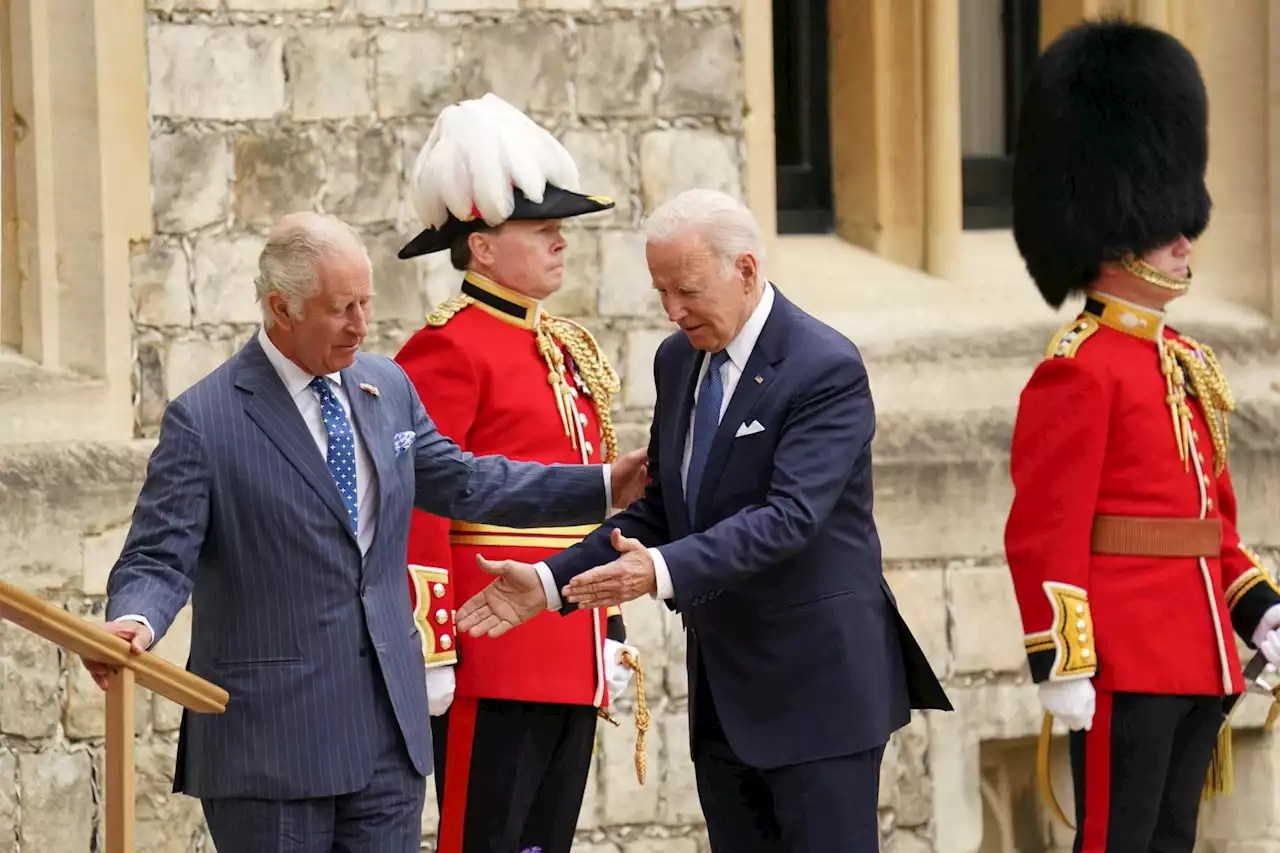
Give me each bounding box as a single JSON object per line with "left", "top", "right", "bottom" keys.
{"left": 430, "top": 697, "right": 597, "bottom": 853}
{"left": 1069, "top": 691, "right": 1225, "bottom": 853}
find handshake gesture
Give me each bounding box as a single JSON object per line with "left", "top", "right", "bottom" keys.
{"left": 456, "top": 529, "right": 659, "bottom": 638}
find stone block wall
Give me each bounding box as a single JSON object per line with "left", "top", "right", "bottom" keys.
{"left": 134, "top": 0, "right": 744, "bottom": 439}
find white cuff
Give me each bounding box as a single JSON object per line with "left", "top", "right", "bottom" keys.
{"left": 116, "top": 614, "right": 156, "bottom": 650}
{"left": 649, "top": 548, "right": 674, "bottom": 601}
{"left": 602, "top": 464, "right": 612, "bottom": 514}
{"left": 535, "top": 562, "right": 563, "bottom": 611}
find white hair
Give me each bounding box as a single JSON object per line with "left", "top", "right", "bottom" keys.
{"left": 640, "top": 188, "right": 766, "bottom": 276}
{"left": 255, "top": 212, "right": 370, "bottom": 328}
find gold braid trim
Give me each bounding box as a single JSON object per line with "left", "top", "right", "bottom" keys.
{"left": 537, "top": 315, "right": 622, "bottom": 463}
{"left": 425, "top": 293, "right": 473, "bottom": 327}
{"left": 1169, "top": 336, "right": 1235, "bottom": 476}
{"left": 596, "top": 650, "right": 650, "bottom": 786}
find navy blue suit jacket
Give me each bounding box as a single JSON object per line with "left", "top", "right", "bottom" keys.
{"left": 545, "top": 289, "right": 950, "bottom": 769}
{"left": 106, "top": 336, "right": 607, "bottom": 800}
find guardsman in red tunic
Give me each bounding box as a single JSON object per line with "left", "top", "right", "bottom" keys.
{"left": 393, "top": 93, "right": 648, "bottom": 853}
{"left": 1004, "top": 20, "right": 1280, "bottom": 852}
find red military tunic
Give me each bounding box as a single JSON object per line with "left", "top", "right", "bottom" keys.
{"left": 396, "top": 270, "right": 624, "bottom": 708}
{"left": 1006, "top": 291, "right": 1280, "bottom": 697}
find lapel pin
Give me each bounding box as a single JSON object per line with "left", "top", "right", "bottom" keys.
{"left": 754, "top": 375, "right": 764, "bottom": 384}
{"left": 359, "top": 383, "right": 380, "bottom": 397}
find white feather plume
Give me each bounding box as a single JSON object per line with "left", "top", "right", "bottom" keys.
{"left": 407, "top": 93, "right": 583, "bottom": 231}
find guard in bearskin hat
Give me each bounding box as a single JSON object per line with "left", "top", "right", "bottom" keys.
{"left": 393, "top": 93, "right": 649, "bottom": 853}
{"left": 1004, "top": 19, "right": 1280, "bottom": 851}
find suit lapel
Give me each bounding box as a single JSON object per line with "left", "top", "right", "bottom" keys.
{"left": 234, "top": 338, "right": 357, "bottom": 544}
{"left": 341, "top": 363, "right": 392, "bottom": 555}
{"left": 693, "top": 294, "right": 791, "bottom": 526}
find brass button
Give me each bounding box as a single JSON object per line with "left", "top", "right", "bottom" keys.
{"left": 1079, "top": 633, "right": 1088, "bottom": 643}
{"left": 1081, "top": 649, "right": 1091, "bottom": 659}
{"left": 1198, "top": 453, "right": 1206, "bottom": 464}
{"left": 578, "top": 412, "right": 588, "bottom": 425}
{"left": 435, "top": 608, "right": 448, "bottom": 625}
{"left": 440, "top": 634, "right": 452, "bottom": 650}
{"left": 585, "top": 441, "right": 594, "bottom": 455}
{"left": 1207, "top": 498, "right": 1215, "bottom": 511}
{"left": 433, "top": 583, "right": 445, "bottom": 599}
{"left": 1075, "top": 604, "right": 1085, "bottom": 615}
{"left": 1076, "top": 619, "right": 1086, "bottom": 629}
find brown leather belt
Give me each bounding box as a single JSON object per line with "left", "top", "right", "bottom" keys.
{"left": 1090, "top": 515, "right": 1222, "bottom": 558}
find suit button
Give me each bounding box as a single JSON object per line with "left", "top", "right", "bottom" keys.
{"left": 435, "top": 608, "right": 448, "bottom": 625}
{"left": 440, "top": 634, "right": 452, "bottom": 650}
{"left": 433, "top": 583, "right": 445, "bottom": 598}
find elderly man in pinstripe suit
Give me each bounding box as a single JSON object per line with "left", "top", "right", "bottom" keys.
{"left": 81, "top": 211, "right": 648, "bottom": 852}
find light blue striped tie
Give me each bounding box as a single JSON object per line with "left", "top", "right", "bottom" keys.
{"left": 685, "top": 350, "right": 729, "bottom": 527}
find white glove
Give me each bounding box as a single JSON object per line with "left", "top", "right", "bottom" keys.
{"left": 425, "top": 665, "right": 455, "bottom": 717}
{"left": 1038, "top": 678, "right": 1096, "bottom": 731}
{"left": 1252, "top": 604, "right": 1280, "bottom": 666}
{"left": 604, "top": 639, "right": 638, "bottom": 701}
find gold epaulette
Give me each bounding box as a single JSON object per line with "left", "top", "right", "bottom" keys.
{"left": 1045, "top": 315, "right": 1100, "bottom": 359}
{"left": 425, "top": 293, "right": 473, "bottom": 328}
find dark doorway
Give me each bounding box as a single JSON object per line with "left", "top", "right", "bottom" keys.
{"left": 772, "top": 0, "right": 833, "bottom": 234}
{"left": 959, "top": 0, "right": 1040, "bottom": 229}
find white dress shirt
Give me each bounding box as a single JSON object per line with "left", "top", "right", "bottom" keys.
{"left": 536, "top": 282, "right": 777, "bottom": 609}
{"left": 120, "top": 328, "right": 381, "bottom": 644}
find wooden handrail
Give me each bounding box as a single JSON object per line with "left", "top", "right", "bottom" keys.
{"left": 0, "top": 579, "right": 228, "bottom": 712}
{"left": 0, "top": 578, "right": 228, "bottom": 852}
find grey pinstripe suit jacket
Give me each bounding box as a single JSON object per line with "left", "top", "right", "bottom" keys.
{"left": 105, "top": 335, "right": 607, "bottom": 800}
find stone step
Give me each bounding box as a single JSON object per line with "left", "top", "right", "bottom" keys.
{"left": 0, "top": 440, "right": 152, "bottom": 597}
{"left": 0, "top": 351, "right": 131, "bottom": 445}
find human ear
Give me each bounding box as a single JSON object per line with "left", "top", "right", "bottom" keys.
{"left": 266, "top": 292, "right": 294, "bottom": 329}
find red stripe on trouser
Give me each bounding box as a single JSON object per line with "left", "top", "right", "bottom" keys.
{"left": 1081, "top": 690, "right": 1114, "bottom": 852}
{"left": 436, "top": 697, "right": 479, "bottom": 853}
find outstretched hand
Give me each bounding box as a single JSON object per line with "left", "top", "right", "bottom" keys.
{"left": 455, "top": 555, "right": 548, "bottom": 639}
{"left": 561, "top": 528, "right": 657, "bottom": 609}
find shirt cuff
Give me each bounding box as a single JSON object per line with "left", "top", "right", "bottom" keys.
{"left": 602, "top": 463, "right": 612, "bottom": 514}
{"left": 649, "top": 548, "right": 674, "bottom": 601}
{"left": 115, "top": 614, "right": 157, "bottom": 650}
{"left": 535, "top": 562, "right": 563, "bottom": 611}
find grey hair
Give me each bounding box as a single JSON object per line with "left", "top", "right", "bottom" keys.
{"left": 255, "top": 211, "right": 371, "bottom": 328}
{"left": 640, "top": 188, "right": 766, "bottom": 276}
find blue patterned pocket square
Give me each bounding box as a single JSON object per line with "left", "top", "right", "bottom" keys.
{"left": 393, "top": 430, "right": 415, "bottom": 457}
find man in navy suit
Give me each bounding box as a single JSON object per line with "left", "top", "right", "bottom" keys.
{"left": 456, "top": 189, "right": 952, "bottom": 851}
{"left": 81, "top": 211, "right": 648, "bottom": 852}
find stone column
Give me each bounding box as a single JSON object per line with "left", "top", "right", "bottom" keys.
{"left": 923, "top": 0, "right": 962, "bottom": 280}
{"left": 741, "top": 0, "right": 778, "bottom": 265}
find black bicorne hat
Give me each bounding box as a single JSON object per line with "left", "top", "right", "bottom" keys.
{"left": 1012, "top": 18, "right": 1211, "bottom": 307}
{"left": 398, "top": 185, "right": 614, "bottom": 260}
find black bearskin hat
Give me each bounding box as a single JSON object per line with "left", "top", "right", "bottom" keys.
{"left": 1012, "top": 19, "right": 1211, "bottom": 307}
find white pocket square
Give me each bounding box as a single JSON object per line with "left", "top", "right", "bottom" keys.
{"left": 735, "top": 420, "right": 765, "bottom": 438}
{"left": 393, "top": 430, "right": 415, "bottom": 456}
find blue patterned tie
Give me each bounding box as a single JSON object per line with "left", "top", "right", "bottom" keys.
{"left": 309, "top": 376, "right": 359, "bottom": 534}
{"left": 685, "top": 350, "right": 730, "bottom": 526}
